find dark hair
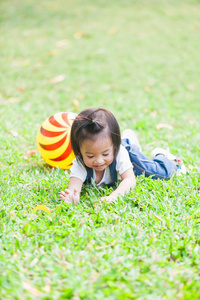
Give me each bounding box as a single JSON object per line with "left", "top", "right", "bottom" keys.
{"left": 70, "top": 108, "right": 121, "bottom": 164}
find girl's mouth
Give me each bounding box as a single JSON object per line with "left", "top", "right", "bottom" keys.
{"left": 94, "top": 164, "right": 105, "bottom": 169}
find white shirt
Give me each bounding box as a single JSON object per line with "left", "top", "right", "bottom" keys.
{"left": 70, "top": 145, "right": 132, "bottom": 186}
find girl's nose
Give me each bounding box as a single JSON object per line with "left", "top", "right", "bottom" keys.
{"left": 94, "top": 156, "right": 104, "bottom": 164}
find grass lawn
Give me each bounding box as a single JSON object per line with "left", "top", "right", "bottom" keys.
{"left": 1, "top": 0, "right": 200, "bottom": 298}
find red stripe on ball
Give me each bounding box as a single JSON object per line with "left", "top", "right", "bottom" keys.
{"left": 40, "top": 127, "right": 66, "bottom": 137}
{"left": 39, "top": 135, "right": 67, "bottom": 151}
{"left": 49, "top": 115, "right": 67, "bottom": 128}
{"left": 61, "top": 113, "right": 71, "bottom": 126}
{"left": 50, "top": 143, "right": 72, "bottom": 162}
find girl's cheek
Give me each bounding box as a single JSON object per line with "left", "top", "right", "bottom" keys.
{"left": 83, "top": 157, "right": 92, "bottom": 167}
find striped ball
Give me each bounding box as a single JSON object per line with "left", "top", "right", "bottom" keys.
{"left": 37, "top": 112, "right": 77, "bottom": 169}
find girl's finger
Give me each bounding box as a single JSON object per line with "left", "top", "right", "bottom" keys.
{"left": 64, "top": 199, "right": 71, "bottom": 204}
{"left": 59, "top": 191, "right": 66, "bottom": 197}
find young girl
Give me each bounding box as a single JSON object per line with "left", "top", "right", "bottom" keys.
{"left": 60, "top": 108, "right": 186, "bottom": 205}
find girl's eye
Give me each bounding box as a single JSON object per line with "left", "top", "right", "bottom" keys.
{"left": 87, "top": 156, "right": 94, "bottom": 159}
{"left": 103, "top": 153, "right": 109, "bottom": 157}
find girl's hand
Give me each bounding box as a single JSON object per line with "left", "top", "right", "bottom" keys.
{"left": 60, "top": 189, "right": 80, "bottom": 205}
{"left": 60, "top": 177, "right": 83, "bottom": 206}
{"left": 100, "top": 195, "right": 116, "bottom": 203}
{"left": 100, "top": 168, "right": 136, "bottom": 203}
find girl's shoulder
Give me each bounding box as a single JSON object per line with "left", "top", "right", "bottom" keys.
{"left": 116, "top": 144, "right": 129, "bottom": 159}
{"left": 70, "top": 157, "right": 87, "bottom": 182}
{"left": 116, "top": 145, "right": 132, "bottom": 175}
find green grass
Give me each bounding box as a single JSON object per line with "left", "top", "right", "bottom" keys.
{"left": 1, "top": 0, "right": 200, "bottom": 298}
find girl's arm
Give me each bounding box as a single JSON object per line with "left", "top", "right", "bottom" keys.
{"left": 60, "top": 177, "right": 83, "bottom": 205}
{"left": 101, "top": 168, "right": 136, "bottom": 202}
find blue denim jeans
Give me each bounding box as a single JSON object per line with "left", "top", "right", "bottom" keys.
{"left": 122, "top": 138, "right": 177, "bottom": 180}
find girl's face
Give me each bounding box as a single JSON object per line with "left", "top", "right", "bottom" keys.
{"left": 80, "top": 135, "right": 114, "bottom": 172}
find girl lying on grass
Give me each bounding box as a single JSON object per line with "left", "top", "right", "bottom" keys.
{"left": 59, "top": 108, "right": 186, "bottom": 205}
